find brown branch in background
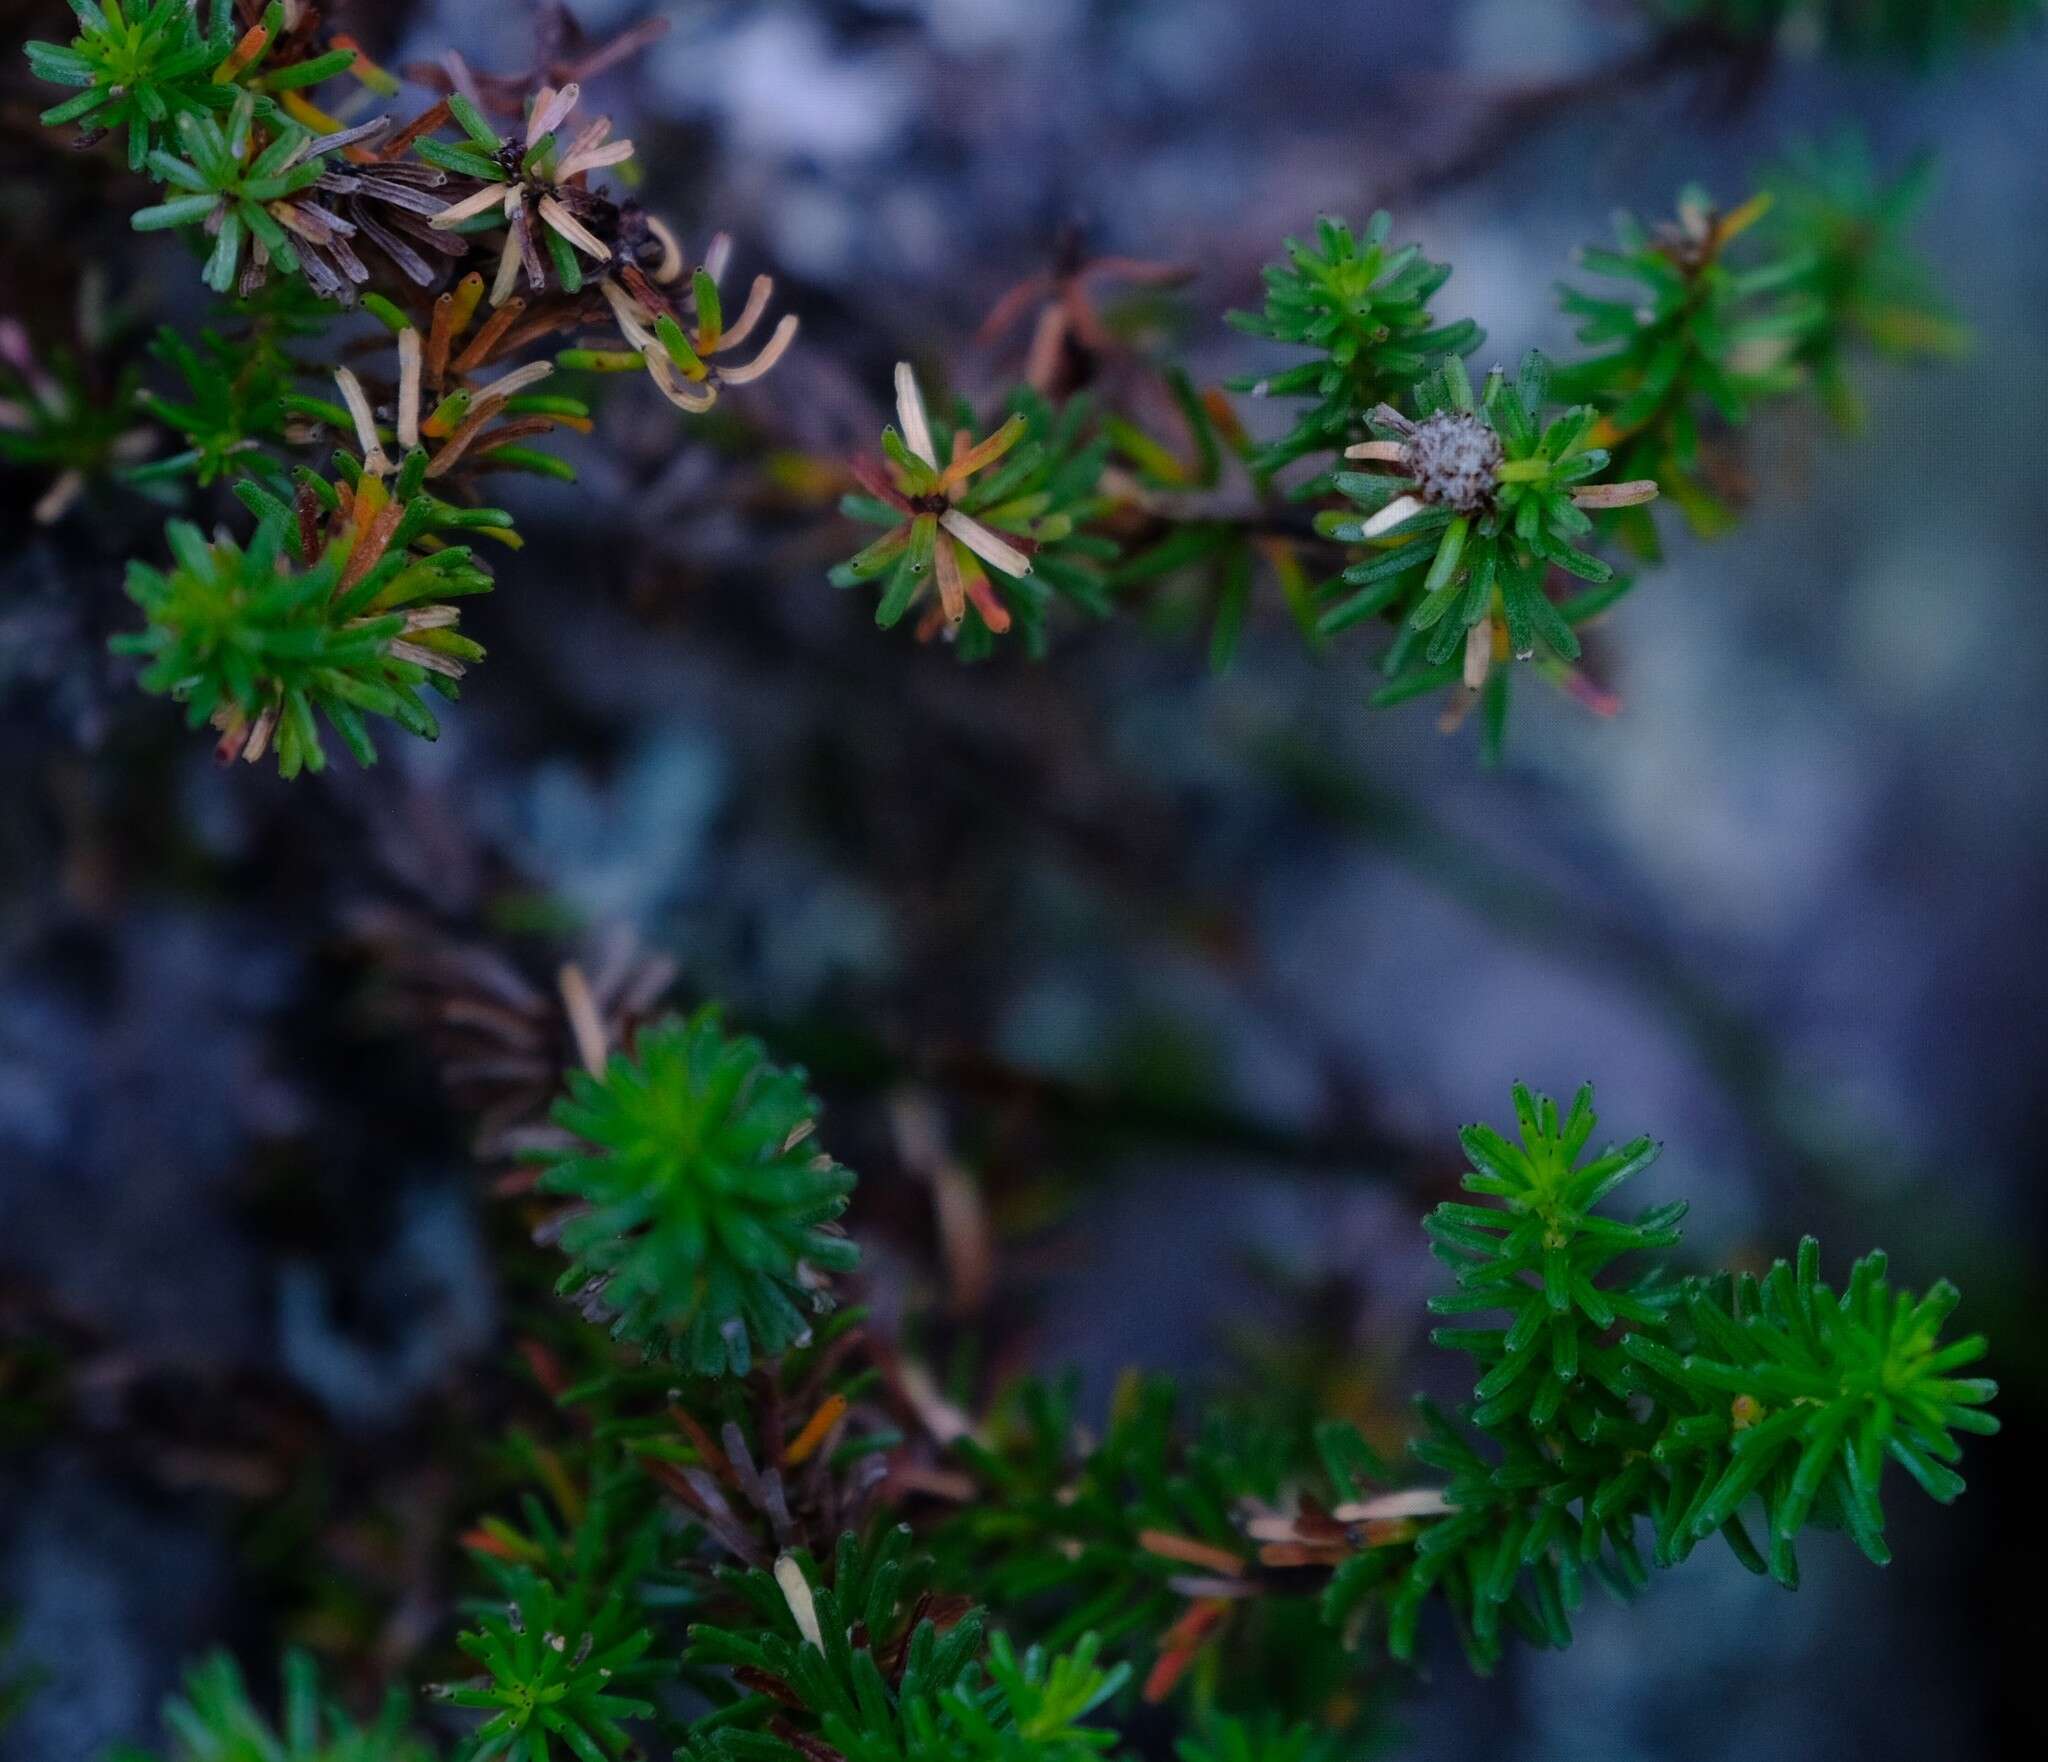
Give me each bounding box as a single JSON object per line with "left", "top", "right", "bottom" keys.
{"left": 888, "top": 1092, "right": 995, "bottom": 1317}
{"left": 1365, "top": 23, "right": 1779, "bottom": 214}
{"left": 343, "top": 906, "right": 676, "bottom": 1162}
{"left": 0, "top": 1277, "right": 321, "bottom": 1499}
{"left": 403, "top": 2, "right": 673, "bottom": 119}
{"left": 977, "top": 226, "right": 1195, "bottom": 400}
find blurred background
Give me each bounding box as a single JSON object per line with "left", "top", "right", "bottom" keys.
{"left": 2, "top": 1, "right": 2044, "bottom": 1758}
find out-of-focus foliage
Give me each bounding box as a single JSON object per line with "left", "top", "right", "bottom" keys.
{"left": 1648, "top": 0, "right": 2045, "bottom": 62}
{"left": 109, "top": 1649, "right": 431, "bottom": 1762}
{"left": 1174, "top": 1715, "right": 1345, "bottom": 1762}
{"left": 0, "top": 304, "right": 153, "bottom": 522}
{"left": 0, "top": 1614, "right": 43, "bottom": 1737}
{"left": 1552, "top": 186, "right": 1818, "bottom": 549}
{"left": 1759, "top": 133, "right": 1971, "bottom": 428}
{"left": 126, "top": 322, "right": 297, "bottom": 489}
{"left": 930, "top": 1373, "right": 1287, "bottom": 1671}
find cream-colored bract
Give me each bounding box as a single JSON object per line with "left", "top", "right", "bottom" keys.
{"left": 772, "top": 1555, "right": 824, "bottom": 1651}
{"left": 941, "top": 507, "right": 1033, "bottom": 578}
{"left": 895, "top": 360, "right": 938, "bottom": 468}
{"left": 601, "top": 249, "right": 799, "bottom": 415}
